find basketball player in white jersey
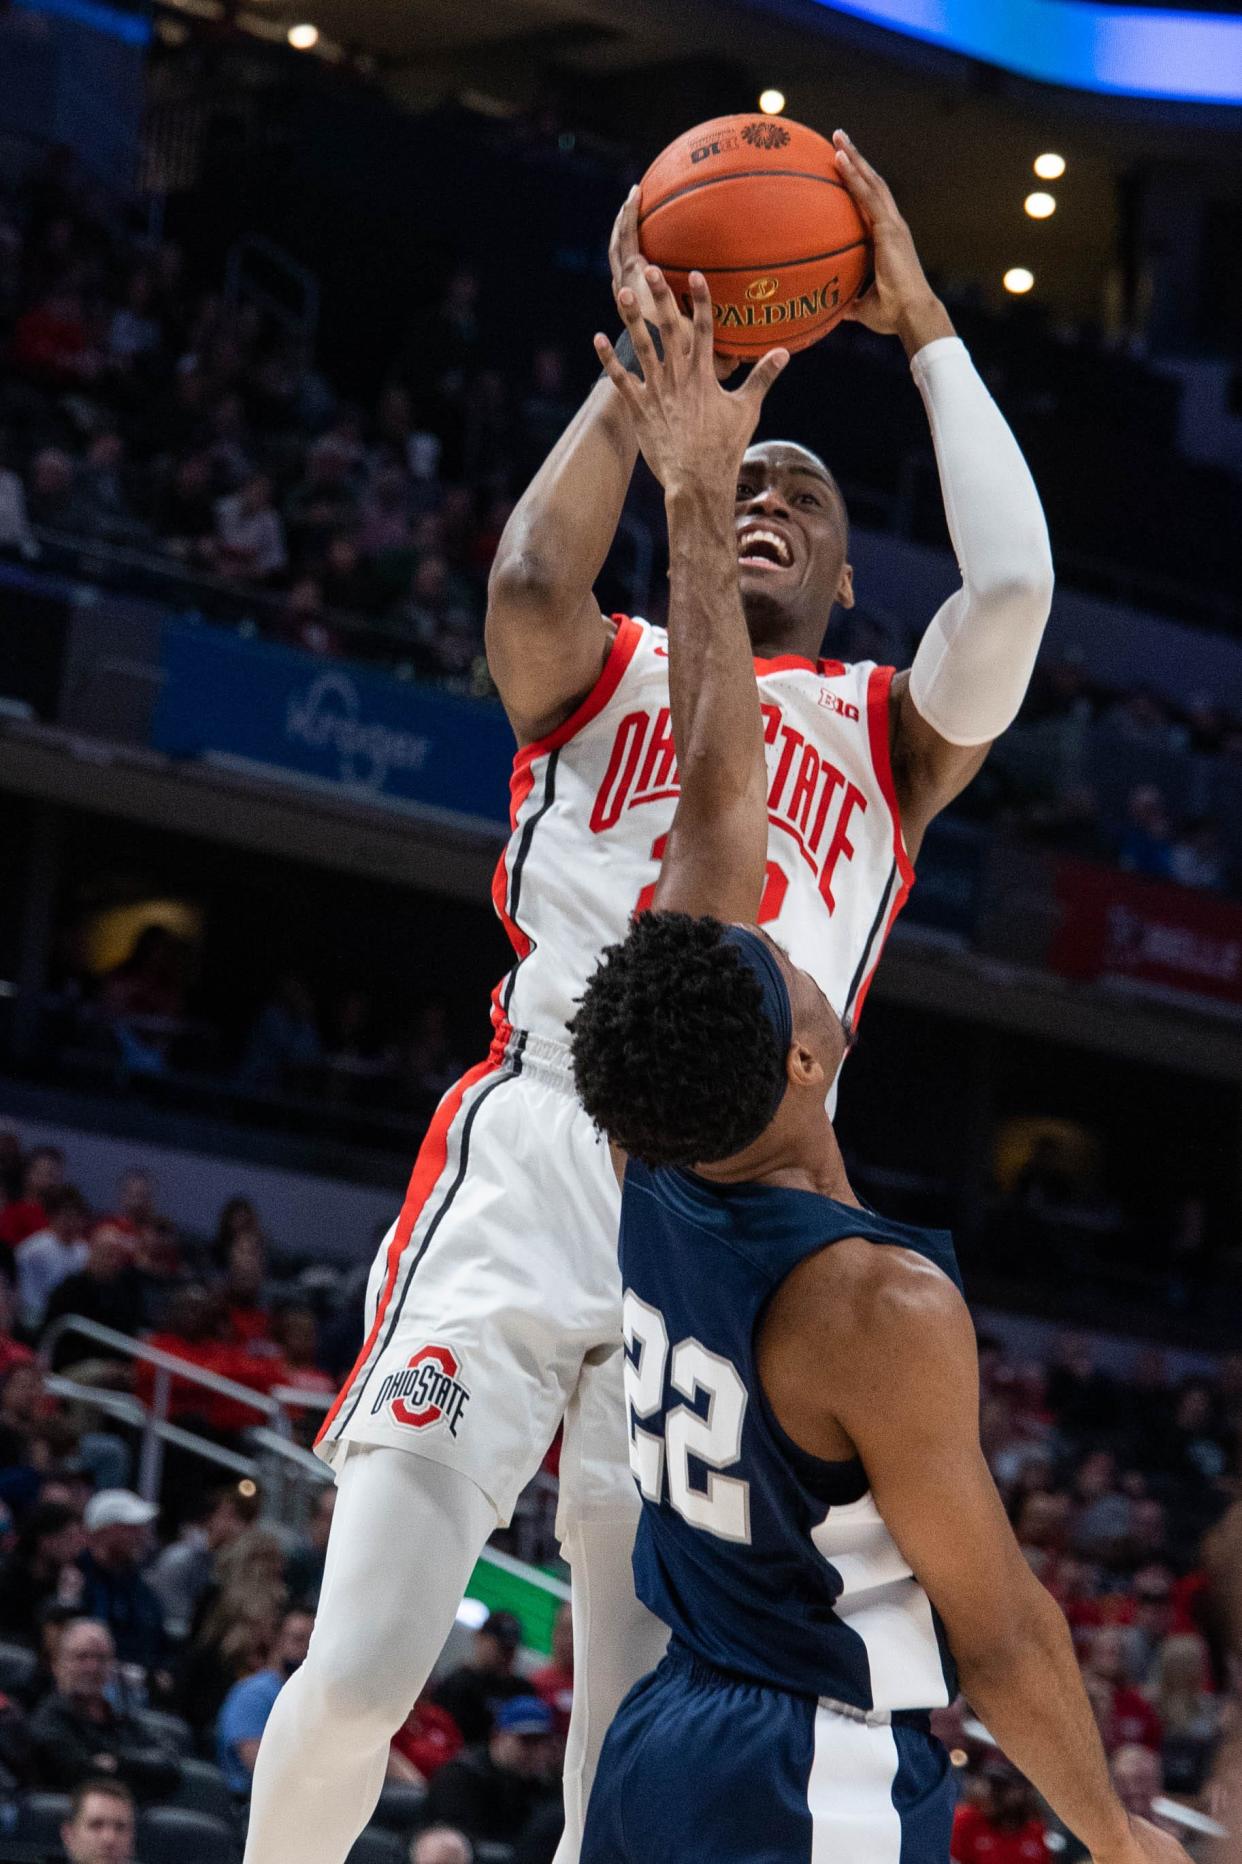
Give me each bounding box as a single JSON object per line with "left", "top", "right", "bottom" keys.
{"left": 242, "top": 131, "right": 1054, "bottom": 1864}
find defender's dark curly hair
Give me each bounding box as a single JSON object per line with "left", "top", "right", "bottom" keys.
{"left": 569, "top": 911, "right": 786, "bottom": 1168}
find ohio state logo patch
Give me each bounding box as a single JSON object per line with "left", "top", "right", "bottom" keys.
{"left": 372, "top": 1344, "right": 470, "bottom": 1437}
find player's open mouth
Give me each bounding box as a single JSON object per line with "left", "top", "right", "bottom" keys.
{"left": 737, "top": 526, "right": 793, "bottom": 572}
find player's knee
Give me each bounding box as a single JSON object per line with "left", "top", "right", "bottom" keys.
{"left": 298, "top": 1628, "right": 417, "bottom": 1736}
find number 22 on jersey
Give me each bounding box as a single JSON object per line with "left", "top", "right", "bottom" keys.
{"left": 623, "top": 1289, "right": 752, "bottom": 1544}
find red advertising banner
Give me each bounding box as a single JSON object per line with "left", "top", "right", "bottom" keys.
{"left": 1049, "top": 858, "right": 1242, "bottom": 1008}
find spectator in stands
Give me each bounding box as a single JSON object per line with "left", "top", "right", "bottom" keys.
{"left": 1070, "top": 1450, "right": 1132, "bottom": 1560}
{"left": 433, "top": 1611, "right": 530, "bottom": 1744}
{"left": 0, "top": 443, "right": 36, "bottom": 556}
{"left": 237, "top": 976, "right": 323, "bottom": 1095}
{"left": 15, "top": 1184, "right": 90, "bottom": 1331}
{"left": 284, "top": 435, "right": 359, "bottom": 563}
{"left": 11, "top": 285, "right": 98, "bottom": 384}
{"left": 1152, "top": 1633, "right": 1219, "bottom": 1793}
{"left": 221, "top": 1226, "right": 273, "bottom": 1346}
{"left": 45, "top": 1220, "right": 144, "bottom": 1374}
{"left": 209, "top": 472, "right": 286, "bottom": 582}
{"left": 1109, "top": 1744, "right": 1181, "bottom": 1837}
{"left": 139, "top": 1284, "right": 286, "bottom": 1436}
{"left": 216, "top": 1604, "right": 314, "bottom": 1795}
{"left": 0, "top": 1499, "right": 85, "bottom": 1640}
{"left": 1083, "top": 1625, "right": 1163, "bottom": 1752}
{"left": 0, "top": 1145, "right": 65, "bottom": 1250}
{"left": 1126, "top": 1563, "right": 1176, "bottom": 1677}
{"left": 271, "top": 1305, "right": 334, "bottom": 1438}
{"left": 213, "top": 1196, "right": 258, "bottom": 1260}
{"left": 1170, "top": 819, "right": 1227, "bottom": 892}
{"left": 421, "top": 1694, "right": 558, "bottom": 1851}
{"left": 112, "top": 1173, "right": 156, "bottom": 1233}
{"left": 1118, "top": 785, "right": 1175, "bottom": 880}
{"left": 284, "top": 1483, "right": 334, "bottom": 1609}
{"left": 98, "top": 926, "right": 190, "bottom": 1069}
{"left": 155, "top": 451, "right": 216, "bottom": 556}
{"left": 147, "top": 1480, "right": 256, "bottom": 1641}
{"left": 26, "top": 1616, "right": 181, "bottom": 1800}
{"left": 530, "top": 1603, "right": 573, "bottom": 1739}
{"left": 950, "top": 1761, "right": 1050, "bottom": 1864}
{"left": 412, "top": 1830, "right": 473, "bottom": 1864}
{"left": 78, "top": 1490, "right": 166, "bottom": 1678}
{"left": 0, "top": 1277, "right": 35, "bottom": 1378}
{"left": 108, "top": 269, "right": 161, "bottom": 368}
{"left": 391, "top": 1686, "right": 464, "bottom": 1784}
{"left": 60, "top": 1775, "right": 138, "bottom": 1864}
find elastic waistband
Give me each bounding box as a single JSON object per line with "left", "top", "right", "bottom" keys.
{"left": 506, "top": 1028, "right": 577, "bottom": 1093}
{"left": 660, "top": 1639, "right": 932, "bottom": 1733}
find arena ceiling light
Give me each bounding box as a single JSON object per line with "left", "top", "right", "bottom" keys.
{"left": 1024, "top": 192, "right": 1056, "bottom": 219}
{"left": 287, "top": 20, "right": 318, "bottom": 48}
{"left": 1034, "top": 153, "right": 1066, "bottom": 181}
{"left": 1003, "top": 268, "right": 1035, "bottom": 295}
{"left": 758, "top": 88, "right": 787, "bottom": 114}
{"left": 806, "top": 1, "right": 1242, "bottom": 105}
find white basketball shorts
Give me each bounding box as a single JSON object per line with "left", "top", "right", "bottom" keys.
{"left": 315, "top": 1033, "right": 632, "bottom": 1530}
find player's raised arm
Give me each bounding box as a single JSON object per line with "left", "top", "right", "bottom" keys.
{"left": 596, "top": 271, "right": 787, "bottom": 924}
{"left": 772, "top": 1252, "right": 1190, "bottom": 1864}
{"left": 486, "top": 192, "right": 662, "bottom": 747}
{"left": 832, "top": 132, "right": 1055, "bottom": 855}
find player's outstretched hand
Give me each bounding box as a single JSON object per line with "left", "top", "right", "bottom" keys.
{"left": 608, "top": 189, "right": 736, "bottom": 381}
{"left": 1093, "top": 1813, "right": 1196, "bottom": 1864}
{"left": 595, "top": 268, "right": 787, "bottom": 497}
{"left": 831, "top": 130, "right": 953, "bottom": 354}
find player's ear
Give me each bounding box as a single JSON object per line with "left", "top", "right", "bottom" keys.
{"left": 836, "top": 562, "right": 855, "bottom": 609}
{"left": 787, "top": 1042, "right": 824, "bottom": 1093}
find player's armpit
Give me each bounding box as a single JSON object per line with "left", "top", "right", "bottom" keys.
{"left": 888, "top": 669, "right": 991, "bottom": 859}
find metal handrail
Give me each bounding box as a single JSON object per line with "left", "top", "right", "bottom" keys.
{"left": 40, "top": 1314, "right": 295, "bottom": 1502}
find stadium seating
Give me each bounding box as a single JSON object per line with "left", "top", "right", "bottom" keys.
{"left": 137, "top": 1804, "right": 237, "bottom": 1864}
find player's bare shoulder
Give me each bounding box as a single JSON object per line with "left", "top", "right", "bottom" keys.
{"left": 759, "top": 1225, "right": 971, "bottom": 1459}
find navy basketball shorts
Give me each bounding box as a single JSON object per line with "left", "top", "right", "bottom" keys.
{"left": 582, "top": 1643, "right": 956, "bottom": 1864}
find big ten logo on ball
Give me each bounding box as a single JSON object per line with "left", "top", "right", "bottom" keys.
{"left": 688, "top": 119, "right": 791, "bottom": 164}
{"left": 373, "top": 1344, "right": 470, "bottom": 1436}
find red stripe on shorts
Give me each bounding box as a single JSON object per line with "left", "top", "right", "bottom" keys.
{"left": 315, "top": 1053, "right": 502, "bottom": 1446}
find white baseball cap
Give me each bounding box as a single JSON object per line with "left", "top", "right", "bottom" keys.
{"left": 84, "top": 1489, "right": 159, "bottom": 1532}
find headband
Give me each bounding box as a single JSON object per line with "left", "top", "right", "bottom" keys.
{"left": 720, "top": 923, "right": 793, "bottom": 1127}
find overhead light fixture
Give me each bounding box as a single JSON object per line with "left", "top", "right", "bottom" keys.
{"left": 758, "top": 89, "right": 786, "bottom": 115}
{"left": 1034, "top": 152, "right": 1066, "bottom": 180}
{"left": 1003, "top": 267, "right": 1035, "bottom": 295}
{"left": 287, "top": 21, "right": 318, "bottom": 48}
{"left": 1024, "top": 191, "right": 1056, "bottom": 219}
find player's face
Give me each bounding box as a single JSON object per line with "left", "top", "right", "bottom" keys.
{"left": 735, "top": 443, "right": 852, "bottom": 644}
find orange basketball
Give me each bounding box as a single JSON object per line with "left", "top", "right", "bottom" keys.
{"left": 638, "top": 115, "right": 871, "bottom": 359}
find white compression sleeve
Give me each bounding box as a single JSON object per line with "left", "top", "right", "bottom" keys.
{"left": 907, "top": 336, "right": 1055, "bottom": 748}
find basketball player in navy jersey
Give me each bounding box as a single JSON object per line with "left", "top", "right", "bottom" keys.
{"left": 569, "top": 277, "right": 1192, "bottom": 1864}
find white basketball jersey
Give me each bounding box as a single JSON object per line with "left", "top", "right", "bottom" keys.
{"left": 490, "top": 615, "right": 915, "bottom": 1054}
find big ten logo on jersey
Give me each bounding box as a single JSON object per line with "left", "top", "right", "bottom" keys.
{"left": 623, "top": 1290, "right": 752, "bottom": 1545}
{"left": 590, "top": 700, "right": 869, "bottom": 919}
{"left": 372, "top": 1343, "right": 470, "bottom": 1437}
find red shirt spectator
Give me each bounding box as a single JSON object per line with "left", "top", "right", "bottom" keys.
{"left": 529, "top": 1603, "right": 573, "bottom": 1737}
{"left": 138, "top": 1287, "right": 288, "bottom": 1435}
{"left": 1084, "top": 1625, "right": 1163, "bottom": 1752}
{"left": 0, "top": 1145, "right": 65, "bottom": 1250}
{"left": 952, "top": 1799, "right": 1050, "bottom": 1864}
{"left": 223, "top": 1227, "right": 273, "bottom": 1347}
{"left": 0, "top": 1280, "right": 33, "bottom": 1379}
{"left": 391, "top": 1694, "right": 464, "bottom": 1780}
{"left": 11, "top": 290, "right": 94, "bottom": 383}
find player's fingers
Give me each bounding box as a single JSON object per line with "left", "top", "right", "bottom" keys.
{"left": 616, "top": 285, "right": 661, "bottom": 382}
{"left": 834, "top": 131, "right": 896, "bottom": 219}
{"left": 738, "top": 346, "right": 790, "bottom": 406}
{"left": 613, "top": 184, "right": 639, "bottom": 272}
{"left": 687, "top": 272, "right": 715, "bottom": 370}
{"left": 594, "top": 333, "right": 643, "bottom": 410}
{"left": 645, "top": 266, "right": 687, "bottom": 366}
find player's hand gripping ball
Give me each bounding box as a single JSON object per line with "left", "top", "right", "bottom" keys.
{"left": 638, "top": 115, "right": 872, "bottom": 359}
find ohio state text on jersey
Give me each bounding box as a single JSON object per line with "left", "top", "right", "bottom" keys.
{"left": 491, "top": 615, "right": 915, "bottom": 1049}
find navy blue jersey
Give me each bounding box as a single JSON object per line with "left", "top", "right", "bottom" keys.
{"left": 619, "top": 1159, "right": 961, "bottom": 1713}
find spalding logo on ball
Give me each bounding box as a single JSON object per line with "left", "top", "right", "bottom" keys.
{"left": 638, "top": 115, "right": 872, "bottom": 358}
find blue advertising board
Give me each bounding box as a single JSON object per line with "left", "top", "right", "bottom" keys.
{"left": 151, "top": 622, "right": 515, "bottom": 832}
{"left": 813, "top": 1, "right": 1242, "bottom": 106}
